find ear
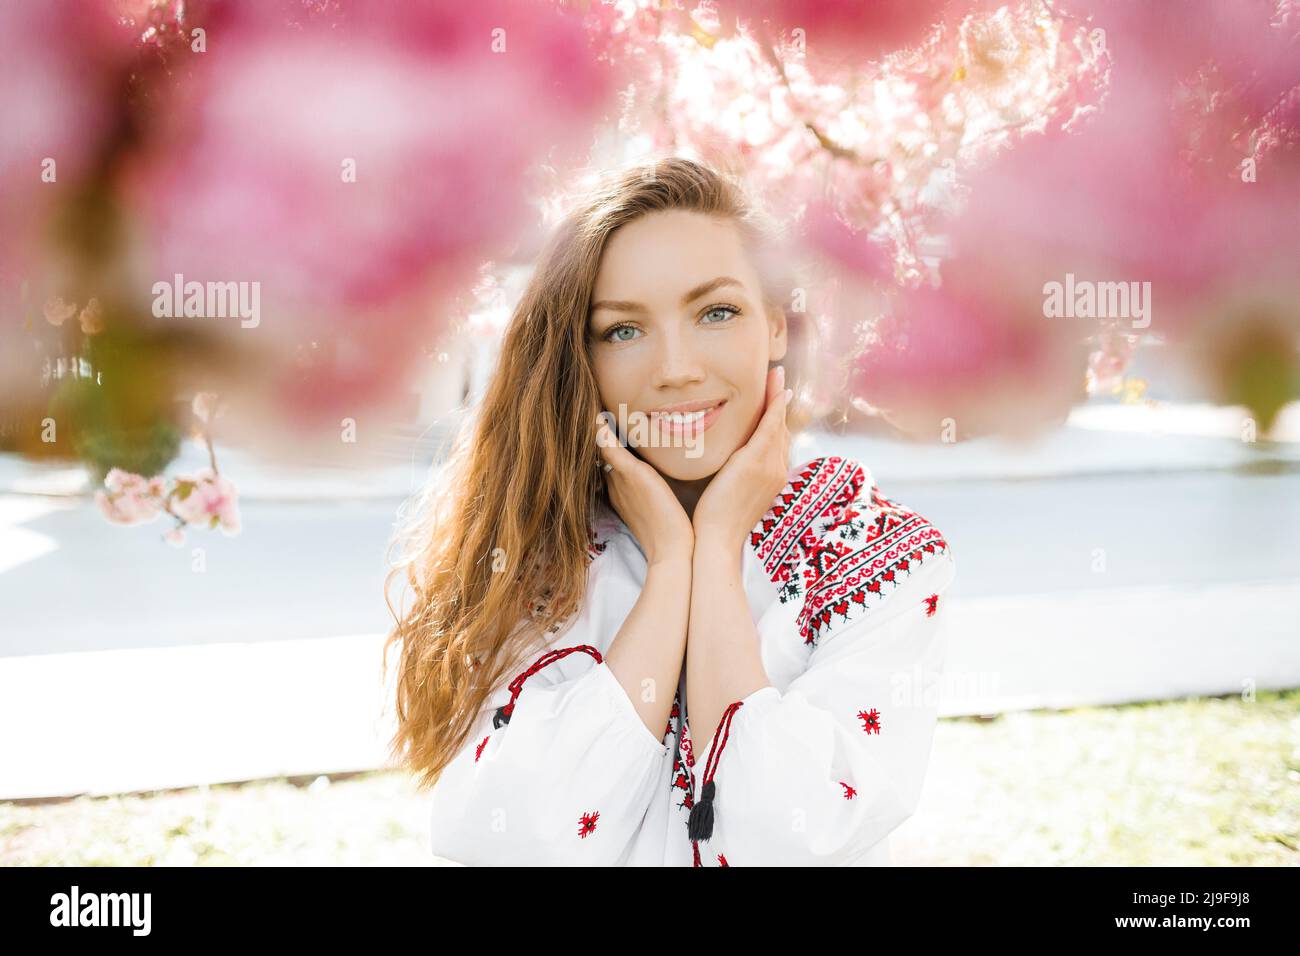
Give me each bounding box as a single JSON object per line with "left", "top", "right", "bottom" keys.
{"left": 767, "top": 302, "right": 788, "bottom": 362}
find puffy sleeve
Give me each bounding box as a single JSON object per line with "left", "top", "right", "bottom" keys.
{"left": 693, "top": 482, "right": 957, "bottom": 866}
{"left": 429, "top": 644, "right": 671, "bottom": 866}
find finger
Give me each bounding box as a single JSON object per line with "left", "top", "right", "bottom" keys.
{"left": 755, "top": 373, "right": 792, "bottom": 442}
{"left": 773, "top": 404, "right": 792, "bottom": 473}
{"left": 594, "top": 413, "right": 639, "bottom": 473}
{"left": 780, "top": 385, "right": 793, "bottom": 442}
{"left": 765, "top": 364, "right": 783, "bottom": 408}
{"left": 754, "top": 366, "right": 781, "bottom": 432}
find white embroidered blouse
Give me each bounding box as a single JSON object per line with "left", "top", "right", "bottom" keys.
{"left": 428, "top": 454, "right": 957, "bottom": 866}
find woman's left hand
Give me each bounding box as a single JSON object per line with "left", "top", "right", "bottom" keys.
{"left": 692, "top": 365, "right": 793, "bottom": 553}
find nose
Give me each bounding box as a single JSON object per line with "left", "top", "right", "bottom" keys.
{"left": 651, "top": 324, "right": 705, "bottom": 390}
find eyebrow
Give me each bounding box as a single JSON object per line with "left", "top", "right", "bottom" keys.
{"left": 590, "top": 276, "right": 745, "bottom": 315}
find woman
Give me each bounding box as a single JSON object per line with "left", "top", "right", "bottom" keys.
{"left": 383, "top": 157, "right": 956, "bottom": 866}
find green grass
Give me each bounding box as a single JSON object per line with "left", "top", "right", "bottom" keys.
{"left": 0, "top": 772, "right": 441, "bottom": 867}
{"left": 898, "top": 687, "right": 1299, "bottom": 866}
{"left": 3, "top": 689, "right": 1296, "bottom": 866}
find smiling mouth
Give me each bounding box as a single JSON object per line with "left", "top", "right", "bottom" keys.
{"left": 648, "top": 400, "right": 726, "bottom": 434}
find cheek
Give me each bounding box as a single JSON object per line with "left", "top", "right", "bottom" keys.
{"left": 590, "top": 352, "right": 621, "bottom": 406}
{"left": 592, "top": 349, "right": 648, "bottom": 409}
{"left": 719, "top": 342, "right": 769, "bottom": 405}
{"left": 698, "top": 347, "right": 769, "bottom": 445}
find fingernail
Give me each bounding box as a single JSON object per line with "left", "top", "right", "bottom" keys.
{"left": 784, "top": 388, "right": 793, "bottom": 403}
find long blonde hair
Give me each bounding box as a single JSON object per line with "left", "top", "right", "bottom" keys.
{"left": 382, "top": 156, "right": 813, "bottom": 789}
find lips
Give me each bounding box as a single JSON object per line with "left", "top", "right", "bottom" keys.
{"left": 648, "top": 398, "right": 726, "bottom": 416}
{"left": 649, "top": 400, "right": 726, "bottom": 437}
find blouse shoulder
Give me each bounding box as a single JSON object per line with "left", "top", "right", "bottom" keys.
{"left": 748, "top": 453, "right": 954, "bottom": 646}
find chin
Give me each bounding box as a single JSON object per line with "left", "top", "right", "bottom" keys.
{"left": 640, "top": 444, "right": 730, "bottom": 482}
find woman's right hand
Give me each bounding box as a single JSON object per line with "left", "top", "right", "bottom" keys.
{"left": 595, "top": 413, "right": 694, "bottom": 567}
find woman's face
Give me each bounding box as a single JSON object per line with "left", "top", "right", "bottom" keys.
{"left": 588, "top": 209, "right": 787, "bottom": 481}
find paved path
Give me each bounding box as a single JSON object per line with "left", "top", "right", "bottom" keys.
{"left": 4, "top": 575, "right": 1296, "bottom": 800}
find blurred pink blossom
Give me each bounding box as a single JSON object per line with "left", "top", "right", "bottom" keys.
{"left": 124, "top": 0, "right": 612, "bottom": 418}
{"left": 936, "top": 0, "right": 1299, "bottom": 341}
{"left": 78, "top": 298, "right": 104, "bottom": 335}
{"left": 1067, "top": 0, "right": 1299, "bottom": 112}
{"left": 800, "top": 201, "right": 894, "bottom": 283}
{"left": 191, "top": 391, "right": 227, "bottom": 426}
{"left": 0, "top": 0, "right": 130, "bottom": 285}
{"left": 845, "top": 0, "right": 1300, "bottom": 433}
{"left": 849, "top": 277, "right": 1087, "bottom": 439}
{"left": 714, "top": 0, "right": 954, "bottom": 63}
{"left": 43, "top": 298, "right": 78, "bottom": 327}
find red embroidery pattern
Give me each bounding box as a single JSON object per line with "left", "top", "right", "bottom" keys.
{"left": 717, "top": 853, "right": 729, "bottom": 866}
{"left": 494, "top": 645, "right": 603, "bottom": 727}
{"left": 840, "top": 782, "right": 857, "bottom": 799}
{"left": 663, "top": 695, "right": 679, "bottom": 744}
{"left": 578, "top": 811, "right": 600, "bottom": 838}
{"left": 666, "top": 690, "right": 695, "bottom": 812}
{"left": 474, "top": 735, "right": 489, "bottom": 762}
{"left": 857, "top": 708, "right": 882, "bottom": 734}
{"left": 672, "top": 765, "right": 693, "bottom": 810}
{"left": 924, "top": 593, "right": 940, "bottom": 617}
{"left": 749, "top": 456, "right": 950, "bottom": 645}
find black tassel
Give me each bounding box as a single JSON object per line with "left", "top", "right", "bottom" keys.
{"left": 687, "top": 780, "right": 716, "bottom": 841}
{"left": 492, "top": 705, "right": 511, "bottom": 729}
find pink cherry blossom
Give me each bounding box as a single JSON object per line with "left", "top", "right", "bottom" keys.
{"left": 96, "top": 465, "right": 242, "bottom": 538}
{"left": 168, "top": 469, "right": 241, "bottom": 535}
{"left": 95, "top": 469, "right": 165, "bottom": 525}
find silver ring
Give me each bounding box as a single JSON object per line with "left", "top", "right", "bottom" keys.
{"left": 602, "top": 463, "right": 613, "bottom": 473}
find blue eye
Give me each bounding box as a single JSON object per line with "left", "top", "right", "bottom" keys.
{"left": 604, "top": 324, "right": 641, "bottom": 343}
{"left": 701, "top": 304, "right": 740, "bottom": 324}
